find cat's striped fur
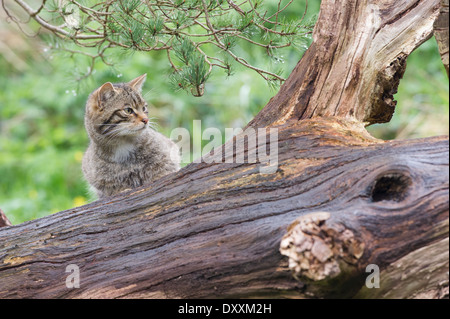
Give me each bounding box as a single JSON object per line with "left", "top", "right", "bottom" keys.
{"left": 82, "top": 74, "right": 180, "bottom": 198}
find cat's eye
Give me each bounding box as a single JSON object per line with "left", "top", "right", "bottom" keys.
{"left": 124, "top": 107, "right": 134, "bottom": 114}
{"left": 143, "top": 106, "right": 148, "bottom": 113}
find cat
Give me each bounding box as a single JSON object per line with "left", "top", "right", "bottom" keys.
{"left": 82, "top": 74, "right": 180, "bottom": 199}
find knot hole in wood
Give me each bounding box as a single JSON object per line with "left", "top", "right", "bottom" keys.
{"left": 370, "top": 171, "right": 412, "bottom": 202}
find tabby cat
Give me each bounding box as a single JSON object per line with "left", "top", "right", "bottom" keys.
{"left": 82, "top": 74, "right": 180, "bottom": 198}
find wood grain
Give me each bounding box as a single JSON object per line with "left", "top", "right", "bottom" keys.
{"left": 0, "top": 119, "right": 447, "bottom": 298}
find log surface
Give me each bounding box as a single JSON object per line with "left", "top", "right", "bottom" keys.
{"left": 0, "top": 119, "right": 448, "bottom": 298}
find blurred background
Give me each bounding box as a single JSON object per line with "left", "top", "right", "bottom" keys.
{"left": 0, "top": 0, "right": 448, "bottom": 224}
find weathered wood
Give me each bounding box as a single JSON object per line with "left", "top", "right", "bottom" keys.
{"left": 0, "top": 0, "right": 448, "bottom": 298}
{"left": 355, "top": 237, "right": 449, "bottom": 298}
{"left": 0, "top": 209, "right": 11, "bottom": 228}
{"left": 434, "top": 0, "right": 449, "bottom": 76}
{"left": 247, "top": 0, "right": 441, "bottom": 128}
{"left": 0, "top": 119, "right": 447, "bottom": 298}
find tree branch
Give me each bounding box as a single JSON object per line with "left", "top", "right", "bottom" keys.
{"left": 247, "top": 0, "right": 442, "bottom": 128}
{"left": 0, "top": 209, "right": 12, "bottom": 228}
{"left": 434, "top": 0, "right": 449, "bottom": 76}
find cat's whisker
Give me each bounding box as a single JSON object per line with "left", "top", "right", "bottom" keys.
{"left": 104, "top": 128, "right": 122, "bottom": 137}
{"left": 103, "top": 126, "right": 127, "bottom": 142}
{"left": 104, "top": 126, "right": 126, "bottom": 136}
{"left": 95, "top": 123, "right": 128, "bottom": 126}
{"left": 104, "top": 133, "right": 124, "bottom": 146}
{"left": 147, "top": 117, "right": 158, "bottom": 124}
{"left": 97, "top": 123, "right": 129, "bottom": 136}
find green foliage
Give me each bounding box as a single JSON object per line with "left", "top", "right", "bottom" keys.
{"left": 147, "top": 15, "right": 165, "bottom": 36}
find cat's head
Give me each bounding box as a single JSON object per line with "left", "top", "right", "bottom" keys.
{"left": 85, "top": 74, "right": 150, "bottom": 143}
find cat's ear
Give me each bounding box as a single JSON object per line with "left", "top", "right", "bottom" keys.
{"left": 96, "top": 82, "right": 117, "bottom": 109}
{"left": 128, "top": 74, "right": 147, "bottom": 92}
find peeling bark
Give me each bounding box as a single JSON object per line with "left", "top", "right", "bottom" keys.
{"left": 247, "top": 0, "right": 441, "bottom": 128}
{"left": 434, "top": 0, "right": 449, "bottom": 76}
{"left": 280, "top": 212, "right": 365, "bottom": 282}
{"left": 0, "top": 209, "right": 12, "bottom": 228}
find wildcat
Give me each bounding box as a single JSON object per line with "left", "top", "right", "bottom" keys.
{"left": 82, "top": 74, "right": 180, "bottom": 199}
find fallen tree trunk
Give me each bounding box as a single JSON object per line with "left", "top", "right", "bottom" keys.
{"left": 0, "top": 0, "right": 448, "bottom": 298}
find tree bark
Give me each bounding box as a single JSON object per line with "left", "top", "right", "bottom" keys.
{"left": 434, "top": 0, "right": 449, "bottom": 76}
{"left": 0, "top": 0, "right": 448, "bottom": 299}
{"left": 247, "top": 0, "right": 442, "bottom": 128}
{"left": 0, "top": 209, "right": 12, "bottom": 228}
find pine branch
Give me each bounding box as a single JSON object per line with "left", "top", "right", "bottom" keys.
{"left": 4, "top": 0, "right": 314, "bottom": 96}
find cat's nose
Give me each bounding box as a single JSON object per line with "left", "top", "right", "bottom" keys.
{"left": 141, "top": 117, "right": 149, "bottom": 124}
